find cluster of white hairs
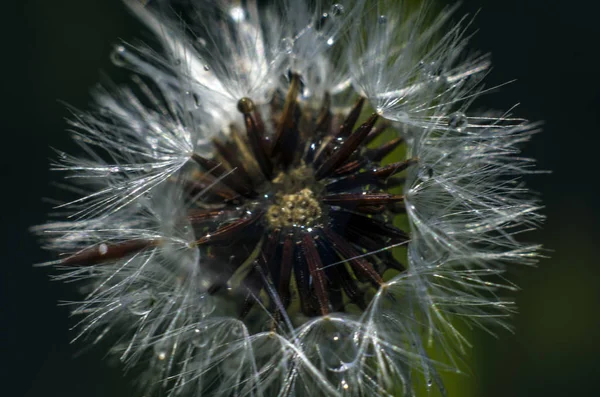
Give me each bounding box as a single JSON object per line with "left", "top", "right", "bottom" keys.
{"left": 34, "top": 0, "right": 543, "bottom": 396}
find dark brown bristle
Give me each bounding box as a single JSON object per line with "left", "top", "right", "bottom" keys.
{"left": 293, "top": 241, "right": 314, "bottom": 316}
{"left": 278, "top": 234, "right": 295, "bottom": 309}
{"left": 191, "top": 153, "right": 224, "bottom": 174}
{"left": 374, "top": 158, "right": 419, "bottom": 179}
{"left": 322, "top": 193, "right": 404, "bottom": 207}
{"left": 315, "top": 92, "right": 332, "bottom": 134}
{"left": 336, "top": 97, "right": 366, "bottom": 138}
{"left": 367, "top": 137, "right": 405, "bottom": 162}
{"left": 364, "top": 122, "right": 390, "bottom": 145}
{"left": 61, "top": 239, "right": 159, "bottom": 267}
{"left": 195, "top": 210, "right": 264, "bottom": 245}
{"left": 244, "top": 113, "right": 273, "bottom": 180}
{"left": 338, "top": 228, "right": 406, "bottom": 272}
{"left": 271, "top": 73, "right": 302, "bottom": 164}
{"left": 211, "top": 139, "right": 255, "bottom": 195}
{"left": 335, "top": 210, "right": 410, "bottom": 244}
{"left": 315, "top": 113, "right": 379, "bottom": 180}
{"left": 301, "top": 234, "right": 330, "bottom": 316}
{"left": 188, "top": 172, "right": 241, "bottom": 202}
{"left": 187, "top": 209, "right": 228, "bottom": 224}
{"left": 323, "top": 228, "right": 383, "bottom": 287}
{"left": 332, "top": 159, "right": 364, "bottom": 176}
{"left": 239, "top": 263, "right": 264, "bottom": 319}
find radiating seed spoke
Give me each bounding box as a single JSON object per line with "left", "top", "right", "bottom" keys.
{"left": 212, "top": 139, "right": 256, "bottom": 195}
{"left": 278, "top": 234, "right": 295, "bottom": 309}
{"left": 374, "top": 158, "right": 418, "bottom": 179}
{"left": 195, "top": 211, "right": 264, "bottom": 245}
{"left": 301, "top": 234, "right": 330, "bottom": 316}
{"left": 323, "top": 228, "right": 383, "bottom": 287}
{"left": 244, "top": 113, "right": 273, "bottom": 180}
{"left": 367, "top": 137, "right": 405, "bottom": 162}
{"left": 323, "top": 193, "right": 404, "bottom": 207}
{"left": 315, "top": 114, "right": 379, "bottom": 179}
{"left": 293, "top": 241, "right": 313, "bottom": 316}
{"left": 187, "top": 209, "right": 228, "bottom": 224}
{"left": 331, "top": 210, "right": 410, "bottom": 244}
{"left": 271, "top": 73, "right": 302, "bottom": 165}
{"left": 332, "top": 159, "right": 364, "bottom": 176}
{"left": 315, "top": 92, "right": 332, "bottom": 134}
{"left": 61, "top": 239, "right": 160, "bottom": 266}
{"left": 336, "top": 97, "right": 366, "bottom": 138}
{"left": 364, "top": 122, "right": 390, "bottom": 145}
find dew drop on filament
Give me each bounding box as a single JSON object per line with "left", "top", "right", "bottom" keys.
{"left": 191, "top": 326, "right": 210, "bottom": 348}
{"left": 317, "top": 12, "right": 330, "bottom": 29}
{"left": 98, "top": 243, "right": 108, "bottom": 255}
{"left": 110, "top": 45, "right": 127, "bottom": 67}
{"left": 448, "top": 112, "right": 468, "bottom": 131}
{"left": 229, "top": 6, "right": 246, "bottom": 22}
{"left": 418, "top": 166, "right": 434, "bottom": 181}
{"left": 281, "top": 38, "right": 294, "bottom": 54}
{"left": 331, "top": 4, "right": 345, "bottom": 16}
{"left": 153, "top": 340, "right": 169, "bottom": 361}
{"left": 124, "top": 289, "right": 155, "bottom": 316}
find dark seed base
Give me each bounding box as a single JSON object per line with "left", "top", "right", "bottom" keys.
{"left": 62, "top": 74, "right": 415, "bottom": 330}
{"left": 188, "top": 74, "right": 413, "bottom": 327}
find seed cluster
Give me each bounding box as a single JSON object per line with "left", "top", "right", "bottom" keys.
{"left": 266, "top": 187, "right": 322, "bottom": 229}
{"left": 60, "top": 73, "right": 415, "bottom": 328}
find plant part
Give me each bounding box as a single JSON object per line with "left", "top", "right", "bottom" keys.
{"left": 34, "top": 0, "right": 543, "bottom": 396}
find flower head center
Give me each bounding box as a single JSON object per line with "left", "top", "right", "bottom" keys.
{"left": 266, "top": 165, "right": 324, "bottom": 229}
{"left": 267, "top": 187, "right": 322, "bottom": 229}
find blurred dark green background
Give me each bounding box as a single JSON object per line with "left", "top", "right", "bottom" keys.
{"left": 2, "top": 0, "right": 598, "bottom": 396}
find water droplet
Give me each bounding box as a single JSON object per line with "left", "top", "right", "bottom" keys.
{"left": 109, "top": 166, "right": 120, "bottom": 173}
{"left": 191, "top": 326, "right": 210, "bottom": 348}
{"left": 326, "top": 37, "right": 335, "bottom": 46}
{"left": 418, "top": 166, "right": 434, "bottom": 181}
{"left": 153, "top": 340, "right": 170, "bottom": 360}
{"left": 123, "top": 289, "right": 155, "bottom": 316}
{"left": 142, "top": 164, "right": 152, "bottom": 173}
{"left": 421, "top": 60, "right": 441, "bottom": 80}
{"left": 317, "top": 12, "right": 330, "bottom": 30}
{"left": 199, "top": 295, "right": 215, "bottom": 317}
{"left": 281, "top": 37, "right": 294, "bottom": 54}
{"left": 147, "top": 137, "right": 159, "bottom": 150}
{"left": 174, "top": 58, "right": 182, "bottom": 66}
{"left": 98, "top": 243, "right": 108, "bottom": 255}
{"left": 331, "top": 4, "right": 345, "bottom": 16}
{"left": 203, "top": 64, "right": 210, "bottom": 71}
{"left": 378, "top": 15, "right": 388, "bottom": 24}
{"left": 110, "top": 46, "right": 127, "bottom": 67}
{"left": 319, "top": 329, "right": 359, "bottom": 372}
{"left": 447, "top": 112, "right": 468, "bottom": 131}
{"left": 341, "top": 379, "right": 349, "bottom": 390}
{"left": 426, "top": 378, "right": 434, "bottom": 387}
{"left": 229, "top": 6, "right": 246, "bottom": 22}
{"left": 192, "top": 93, "right": 200, "bottom": 108}
{"left": 197, "top": 37, "right": 207, "bottom": 47}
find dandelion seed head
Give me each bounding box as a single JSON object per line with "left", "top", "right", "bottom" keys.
{"left": 33, "top": 0, "right": 543, "bottom": 396}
